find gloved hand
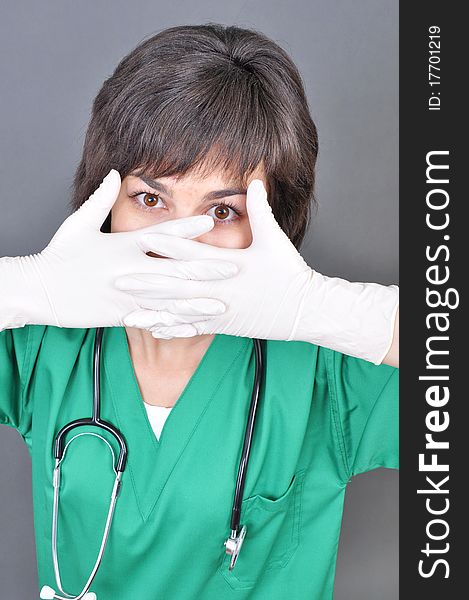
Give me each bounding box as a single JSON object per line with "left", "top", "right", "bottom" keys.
{"left": 0, "top": 169, "right": 236, "bottom": 331}
{"left": 114, "top": 179, "right": 399, "bottom": 365}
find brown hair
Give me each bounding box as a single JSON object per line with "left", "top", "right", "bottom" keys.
{"left": 70, "top": 23, "right": 319, "bottom": 249}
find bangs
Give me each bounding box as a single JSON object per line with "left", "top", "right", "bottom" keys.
{"left": 108, "top": 64, "right": 273, "bottom": 187}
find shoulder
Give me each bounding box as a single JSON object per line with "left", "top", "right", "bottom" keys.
{"left": 262, "top": 337, "right": 398, "bottom": 408}
{"left": 3, "top": 325, "right": 92, "bottom": 379}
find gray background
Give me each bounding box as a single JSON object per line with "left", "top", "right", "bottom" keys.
{"left": 0, "top": 1, "right": 398, "bottom": 598}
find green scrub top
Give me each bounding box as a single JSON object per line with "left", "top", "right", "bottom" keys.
{"left": 0, "top": 325, "right": 399, "bottom": 599}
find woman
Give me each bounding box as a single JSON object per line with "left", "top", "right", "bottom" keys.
{"left": 0, "top": 23, "right": 398, "bottom": 599}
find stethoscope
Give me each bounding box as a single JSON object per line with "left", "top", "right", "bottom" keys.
{"left": 40, "top": 327, "right": 266, "bottom": 600}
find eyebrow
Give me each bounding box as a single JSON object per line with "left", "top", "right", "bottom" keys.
{"left": 138, "top": 175, "right": 247, "bottom": 202}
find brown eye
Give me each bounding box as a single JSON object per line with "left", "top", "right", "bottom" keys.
{"left": 142, "top": 193, "right": 160, "bottom": 207}
{"left": 206, "top": 202, "right": 240, "bottom": 225}
{"left": 213, "top": 205, "right": 230, "bottom": 220}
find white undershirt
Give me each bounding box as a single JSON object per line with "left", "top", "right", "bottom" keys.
{"left": 143, "top": 402, "right": 173, "bottom": 440}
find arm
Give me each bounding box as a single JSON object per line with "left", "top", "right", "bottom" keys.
{"left": 287, "top": 270, "right": 400, "bottom": 366}
{"left": 0, "top": 254, "right": 54, "bottom": 331}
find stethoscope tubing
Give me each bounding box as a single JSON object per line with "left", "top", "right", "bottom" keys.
{"left": 45, "top": 328, "right": 265, "bottom": 599}
{"left": 229, "top": 337, "right": 265, "bottom": 532}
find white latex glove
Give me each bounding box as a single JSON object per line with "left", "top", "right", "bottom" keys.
{"left": 114, "top": 179, "right": 399, "bottom": 365}
{"left": 0, "top": 169, "right": 237, "bottom": 331}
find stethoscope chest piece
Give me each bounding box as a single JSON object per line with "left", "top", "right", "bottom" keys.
{"left": 224, "top": 525, "right": 247, "bottom": 570}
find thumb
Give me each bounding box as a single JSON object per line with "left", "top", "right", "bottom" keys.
{"left": 245, "top": 179, "right": 280, "bottom": 245}
{"left": 73, "top": 169, "right": 122, "bottom": 229}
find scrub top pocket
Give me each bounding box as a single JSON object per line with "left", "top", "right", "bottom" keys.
{"left": 218, "top": 468, "right": 306, "bottom": 590}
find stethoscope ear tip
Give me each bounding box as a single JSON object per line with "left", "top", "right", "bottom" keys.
{"left": 40, "top": 586, "right": 56, "bottom": 599}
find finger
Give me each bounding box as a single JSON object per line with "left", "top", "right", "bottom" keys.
{"left": 125, "top": 297, "right": 226, "bottom": 316}
{"left": 115, "top": 274, "right": 210, "bottom": 299}
{"left": 245, "top": 179, "right": 282, "bottom": 245}
{"left": 123, "top": 310, "right": 215, "bottom": 338}
{"left": 115, "top": 259, "right": 238, "bottom": 287}
{"left": 136, "top": 214, "right": 215, "bottom": 241}
{"left": 150, "top": 322, "right": 208, "bottom": 339}
{"left": 74, "top": 169, "right": 122, "bottom": 229}
{"left": 138, "top": 230, "right": 228, "bottom": 261}
{"left": 123, "top": 308, "right": 215, "bottom": 329}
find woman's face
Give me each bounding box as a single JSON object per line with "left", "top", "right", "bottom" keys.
{"left": 111, "top": 165, "right": 267, "bottom": 255}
